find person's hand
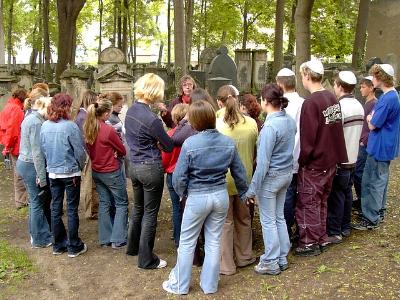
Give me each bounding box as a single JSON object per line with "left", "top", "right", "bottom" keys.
{"left": 156, "top": 141, "right": 163, "bottom": 151}
{"left": 155, "top": 102, "right": 167, "bottom": 112}
{"left": 366, "top": 114, "right": 372, "bottom": 123}
{"left": 246, "top": 196, "right": 256, "bottom": 206}
{"left": 2, "top": 148, "right": 8, "bottom": 156}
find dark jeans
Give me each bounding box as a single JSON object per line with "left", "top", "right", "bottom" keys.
{"left": 49, "top": 176, "right": 84, "bottom": 254}
{"left": 353, "top": 145, "right": 368, "bottom": 209}
{"left": 327, "top": 167, "right": 354, "bottom": 236}
{"left": 283, "top": 174, "right": 298, "bottom": 238}
{"left": 126, "top": 162, "right": 164, "bottom": 269}
{"left": 296, "top": 166, "right": 336, "bottom": 247}
{"left": 166, "top": 173, "right": 182, "bottom": 247}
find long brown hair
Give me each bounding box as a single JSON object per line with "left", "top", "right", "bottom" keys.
{"left": 83, "top": 98, "right": 112, "bottom": 145}
{"left": 217, "top": 85, "right": 244, "bottom": 130}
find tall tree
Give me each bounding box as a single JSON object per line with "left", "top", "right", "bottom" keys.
{"left": 98, "top": 0, "right": 103, "bottom": 57}
{"left": 0, "top": 0, "right": 5, "bottom": 64}
{"left": 167, "top": 0, "right": 171, "bottom": 66}
{"left": 7, "top": 0, "right": 14, "bottom": 68}
{"left": 174, "top": 0, "right": 187, "bottom": 76}
{"left": 295, "top": 0, "right": 314, "bottom": 96}
{"left": 286, "top": 0, "right": 297, "bottom": 55}
{"left": 352, "top": 0, "right": 370, "bottom": 69}
{"left": 273, "top": 0, "right": 285, "bottom": 77}
{"left": 185, "top": 0, "right": 194, "bottom": 67}
{"left": 43, "top": 0, "right": 52, "bottom": 82}
{"left": 56, "top": 0, "right": 86, "bottom": 80}
{"left": 239, "top": 0, "right": 263, "bottom": 49}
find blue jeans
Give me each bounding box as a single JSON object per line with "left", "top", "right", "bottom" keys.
{"left": 258, "top": 172, "right": 292, "bottom": 267}
{"left": 16, "top": 160, "right": 52, "bottom": 246}
{"left": 361, "top": 155, "right": 390, "bottom": 224}
{"left": 166, "top": 187, "right": 229, "bottom": 294}
{"left": 327, "top": 167, "right": 354, "bottom": 235}
{"left": 166, "top": 173, "right": 182, "bottom": 247}
{"left": 353, "top": 145, "right": 368, "bottom": 206}
{"left": 126, "top": 162, "right": 164, "bottom": 269}
{"left": 49, "top": 176, "right": 85, "bottom": 254}
{"left": 283, "top": 174, "right": 297, "bottom": 238}
{"left": 92, "top": 168, "right": 128, "bottom": 245}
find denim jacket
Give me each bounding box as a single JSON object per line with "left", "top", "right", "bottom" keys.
{"left": 172, "top": 129, "right": 248, "bottom": 200}
{"left": 40, "top": 119, "right": 86, "bottom": 174}
{"left": 18, "top": 111, "right": 47, "bottom": 186}
{"left": 246, "top": 110, "right": 296, "bottom": 198}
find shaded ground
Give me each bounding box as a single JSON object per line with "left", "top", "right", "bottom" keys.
{"left": 1, "top": 160, "right": 400, "bottom": 299}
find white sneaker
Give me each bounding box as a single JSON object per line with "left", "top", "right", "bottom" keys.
{"left": 156, "top": 258, "right": 167, "bottom": 269}
{"left": 162, "top": 281, "right": 179, "bottom": 294}
{"left": 68, "top": 243, "right": 88, "bottom": 258}
{"left": 32, "top": 242, "right": 52, "bottom": 249}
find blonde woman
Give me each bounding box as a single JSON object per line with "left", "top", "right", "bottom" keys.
{"left": 24, "top": 87, "right": 50, "bottom": 115}
{"left": 84, "top": 98, "right": 128, "bottom": 248}
{"left": 125, "top": 73, "right": 173, "bottom": 269}
{"left": 17, "top": 96, "right": 52, "bottom": 248}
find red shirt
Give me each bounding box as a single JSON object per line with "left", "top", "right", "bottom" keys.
{"left": 162, "top": 127, "right": 182, "bottom": 173}
{"left": 86, "top": 121, "right": 126, "bottom": 173}
{"left": 0, "top": 97, "right": 24, "bottom": 156}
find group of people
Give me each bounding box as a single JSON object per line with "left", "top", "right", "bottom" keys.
{"left": 0, "top": 60, "right": 399, "bottom": 295}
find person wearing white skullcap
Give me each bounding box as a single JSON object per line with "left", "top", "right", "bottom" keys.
{"left": 275, "top": 68, "right": 304, "bottom": 240}
{"left": 353, "top": 63, "right": 400, "bottom": 230}
{"left": 352, "top": 76, "right": 377, "bottom": 213}
{"left": 326, "top": 71, "right": 364, "bottom": 244}
{"left": 294, "top": 60, "right": 348, "bottom": 256}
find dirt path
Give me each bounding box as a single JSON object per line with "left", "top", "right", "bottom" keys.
{"left": 1, "top": 161, "right": 400, "bottom": 299}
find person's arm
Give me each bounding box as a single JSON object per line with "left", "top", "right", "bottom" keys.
{"left": 369, "top": 99, "right": 389, "bottom": 131}
{"left": 246, "top": 125, "right": 276, "bottom": 198}
{"left": 298, "top": 101, "right": 318, "bottom": 168}
{"left": 108, "top": 127, "right": 126, "bottom": 157}
{"left": 2, "top": 108, "right": 23, "bottom": 155}
{"left": 172, "top": 143, "right": 189, "bottom": 197}
{"left": 69, "top": 124, "right": 87, "bottom": 170}
{"left": 229, "top": 147, "right": 249, "bottom": 201}
{"left": 171, "top": 119, "right": 197, "bottom": 146}
{"left": 30, "top": 122, "right": 47, "bottom": 187}
{"left": 150, "top": 118, "right": 174, "bottom": 152}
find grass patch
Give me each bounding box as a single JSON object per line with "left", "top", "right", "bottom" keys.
{"left": 0, "top": 240, "right": 34, "bottom": 284}
{"left": 314, "top": 264, "right": 345, "bottom": 274}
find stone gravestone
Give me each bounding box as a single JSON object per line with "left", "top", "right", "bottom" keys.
{"left": 207, "top": 45, "right": 238, "bottom": 92}
{"left": 0, "top": 65, "right": 18, "bottom": 93}
{"left": 252, "top": 50, "right": 268, "bottom": 93}
{"left": 13, "top": 67, "right": 34, "bottom": 90}
{"left": 207, "top": 77, "right": 232, "bottom": 100}
{"left": 60, "top": 65, "right": 90, "bottom": 119}
{"left": 98, "top": 47, "right": 128, "bottom": 73}
{"left": 235, "top": 49, "right": 252, "bottom": 92}
{"left": 199, "top": 47, "right": 218, "bottom": 73}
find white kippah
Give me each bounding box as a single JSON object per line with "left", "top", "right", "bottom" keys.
{"left": 277, "top": 68, "right": 295, "bottom": 77}
{"left": 338, "top": 71, "right": 357, "bottom": 85}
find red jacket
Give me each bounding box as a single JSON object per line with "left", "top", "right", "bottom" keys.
{"left": 0, "top": 97, "right": 24, "bottom": 156}
{"left": 162, "top": 127, "right": 182, "bottom": 173}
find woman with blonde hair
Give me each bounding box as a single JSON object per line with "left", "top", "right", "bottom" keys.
{"left": 75, "top": 90, "right": 99, "bottom": 220}
{"left": 17, "top": 96, "right": 53, "bottom": 248}
{"left": 84, "top": 98, "right": 128, "bottom": 248}
{"left": 125, "top": 73, "right": 173, "bottom": 269}
{"left": 216, "top": 85, "right": 258, "bottom": 275}
{"left": 24, "top": 88, "right": 50, "bottom": 114}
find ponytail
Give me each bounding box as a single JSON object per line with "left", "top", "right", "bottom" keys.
{"left": 83, "top": 99, "right": 112, "bottom": 144}
{"left": 217, "top": 85, "right": 245, "bottom": 130}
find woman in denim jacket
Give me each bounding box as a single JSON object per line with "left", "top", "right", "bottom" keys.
{"left": 245, "top": 84, "right": 296, "bottom": 275}
{"left": 162, "top": 100, "right": 248, "bottom": 295}
{"left": 40, "top": 93, "right": 88, "bottom": 258}
{"left": 17, "top": 96, "right": 52, "bottom": 248}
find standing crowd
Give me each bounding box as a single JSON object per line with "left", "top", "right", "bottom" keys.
{"left": 0, "top": 61, "right": 399, "bottom": 295}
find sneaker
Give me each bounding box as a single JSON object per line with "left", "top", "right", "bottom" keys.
{"left": 341, "top": 229, "right": 351, "bottom": 237}
{"left": 156, "top": 259, "right": 167, "bottom": 269}
{"left": 295, "top": 244, "right": 321, "bottom": 257}
{"left": 352, "top": 219, "right": 379, "bottom": 231}
{"left": 100, "top": 242, "right": 111, "bottom": 247}
{"left": 380, "top": 215, "right": 385, "bottom": 223}
{"left": 319, "top": 242, "right": 331, "bottom": 253}
{"left": 162, "top": 281, "right": 180, "bottom": 295}
{"left": 53, "top": 247, "right": 67, "bottom": 255}
{"left": 327, "top": 235, "right": 342, "bottom": 244}
{"left": 111, "top": 242, "right": 127, "bottom": 249}
{"left": 68, "top": 244, "right": 88, "bottom": 258}
{"left": 279, "top": 263, "right": 289, "bottom": 271}
{"left": 254, "top": 262, "right": 281, "bottom": 275}
{"left": 32, "top": 242, "right": 52, "bottom": 249}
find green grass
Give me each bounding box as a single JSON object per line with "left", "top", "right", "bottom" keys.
{"left": 0, "top": 240, "right": 34, "bottom": 284}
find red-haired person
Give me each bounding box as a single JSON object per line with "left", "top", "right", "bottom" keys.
{"left": 0, "top": 88, "right": 28, "bottom": 208}
{"left": 239, "top": 94, "right": 263, "bottom": 132}
{"left": 40, "top": 93, "right": 88, "bottom": 258}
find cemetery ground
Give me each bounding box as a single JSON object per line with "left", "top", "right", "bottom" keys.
{"left": 0, "top": 162, "right": 400, "bottom": 300}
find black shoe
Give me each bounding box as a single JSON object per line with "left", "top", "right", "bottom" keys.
{"left": 319, "top": 242, "right": 331, "bottom": 253}
{"left": 352, "top": 219, "right": 379, "bottom": 230}
{"left": 341, "top": 229, "right": 351, "bottom": 237}
{"left": 279, "top": 263, "right": 289, "bottom": 271}
{"left": 295, "top": 244, "right": 321, "bottom": 257}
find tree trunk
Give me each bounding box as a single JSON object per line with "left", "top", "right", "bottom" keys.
{"left": 203, "top": 0, "right": 207, "bottom": 49}
{"left": 167, "top": 0, "right": 171, "bottom": 66}
{"left": 56, "top": 0, "right": 86, "bottom": 81}
{"left": 158, "top": 41, "right": 164, "bottom": 67}
{"left": 174, "top": 0, "right": 187, "bottom": 76}
{"left": 286, "top": 0, "right": 297, "bottom": 55}
{"left": 7, "top": 0, "right": 14, "bottom": 68}
{"left": 185, "top": 0, "right": 194, "bottom": 67}
{"left": 98, "top": 0, "right": 103, "bottom": 57}
{"left": 127, "top": 3, "right": 134, "bottom": 63}
{"left": 113, "top": 0, "right": 117, "bottom": 46}
{"left": 0, "top": 0, "right": 5, "bottom": 64}
{"left": 29, "top": 23, "right": 38, "bottom": 70}
{"left": 241, "top": 1, "right": 248, "bottom": 49}
{"left": 133, "top": 0, "right": 137, "bottom": 63}
{"left": 295, "top": 0, "right": 314, "bottom": 96}
{"left": 122, "top": 0, "right": 128, "bottom": 56}
{"left": 43, "top": 0, "right": 52, "bottom": 82}
{"left": 38, "top": 0, "right": 43, "bottom": 77}
{"left": 117, "top": 0, "right": 122, "bottom": 50}
{"left": 273, "top": 0, "right": 285, "bottom": 77}
{"left": 351, "top": 0, "right": 370, "bottom": 70}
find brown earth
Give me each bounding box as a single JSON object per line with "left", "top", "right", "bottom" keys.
{"left": 1, "top": 161, "right": 400, "bottom": 300}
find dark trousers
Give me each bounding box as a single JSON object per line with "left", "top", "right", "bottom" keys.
{"left": 49, "top": 176, "right": 84, "bottom": 254}
{"left": 327, "top": 167, "right": 354, "bottom": 236}
{"left": 166, "top": 173, "right": 182, "bottom": 247}
{"left": 296, "top": 166, "right": 336, "bottom": 247}
{"left": 126, "top": 162, "right": 164, "bottom": 269}
{"left": 284, "top": 174, "right": 298, "bottom": 239}
{"left": 353, "top": 145, "right": 368, "bottom": 209}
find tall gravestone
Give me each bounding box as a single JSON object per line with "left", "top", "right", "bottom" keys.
{"left": 252, "top": 50, "right": 268, "bottom": 92}
{"left": 235, "top": 49, "right": 252, "bottom": 92}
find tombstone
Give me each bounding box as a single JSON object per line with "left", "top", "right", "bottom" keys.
{"left": 252, "top": 50, "right": 268, "bottom": 93}
{"left": 98, "top": 47, "right": 128, "bottom": 73}
{"left": 283, "top": 54, "right": 295, "bottom": 69}
{"left": 235, "top": 49, "right": 252, "bottom": 92}
{"left": 131, "top": 64, "right": 145, "bottom": 82}
{"left": 13, "top": 68, "right": 34, "bottom": 90}
{"left": 0, "top": 89, "right": 11, "bottom": 111}
{"left": 0, "top": 65, "right": 18, "bottom": 92}
{"left": 207, "top": 77, "right": 232, "bottom": 100}
{"left": 208, "top": 46, "right": 237, "bottom": 87}
{"left": 199, "top": 47, "right": 218, "bottom": 72}
{"left": 189, "top": 70, "right": 206, "bottom": 89}
{"left": 60, "top": 65, "right": 90, "bottom": 118}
